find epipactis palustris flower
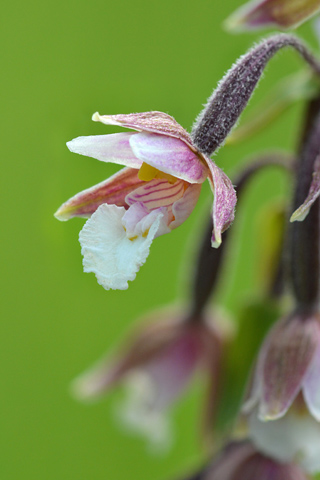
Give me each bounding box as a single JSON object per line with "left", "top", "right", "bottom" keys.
{"left": 242, "top": 310, "right": 320, "bottom": 473}
{"left": 55, "top": 112, "right": 236, "bottom": 290}
{"left": 71, "top": 307, "right": 225, "bottom": 447}
{"left": 243, "top": 310, "right": 320, "bottom": 422}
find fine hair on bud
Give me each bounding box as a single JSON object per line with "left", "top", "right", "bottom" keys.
{"left": 192, "top": 34, "right": 320, "bottom": 157}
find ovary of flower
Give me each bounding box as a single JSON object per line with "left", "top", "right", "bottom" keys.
{"left": 55, "top": 111, "right": 236, "bottom": 290}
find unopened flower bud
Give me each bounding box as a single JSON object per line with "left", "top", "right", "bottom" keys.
{"left": 192, "top": 34, "right": 320, "bottom": 157}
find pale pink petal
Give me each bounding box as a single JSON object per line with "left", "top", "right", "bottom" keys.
{"left": 92, "top": 111, "right": 194, "bottom": 150}
{"left": 125, "top": 178, "right": 186, "bottom": 211}
{"left": 79, "top": 204, "right": 165, "bottom": 290}
{"left": 122, "top": 204, "right": 171, "bottom": 239}
{"left": 290, "top": 155, "right": 320, "bottom": 222}
{"left": 303, "top": 336, "right": 320, "bottom": 421}
{"left": 54, "top": 167, "right": 144, "bottom": 220}
{"left": 259, "top": 313, "right": 319, "bottom": 420}
{"left": 170, "top": 183, "right": 202, "bottom": 229}
{"left": 129, "top": 132, "right": 208, "bottom": 183}
{"left": 67, "top": 132, "right": 142, "bottom": 168}
{"left": 206, "top": 159, "right": 237, "bottom": 247}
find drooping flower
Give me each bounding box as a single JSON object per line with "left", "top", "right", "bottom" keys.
{"left": 180, "top": 440, "right": 308, "bottom": 480}
{"left": 243, "top": 310, "right": 320, "bottom": 422}
{"left": 71, "top": 306, "right": 227, "bottom": 448}
{"left": 55, "top": 112, "right": 236, "bottom": 290}
{"left": 224, "top": 0, "right": 320, "bottom": 32}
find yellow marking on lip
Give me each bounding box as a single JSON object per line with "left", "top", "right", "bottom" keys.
{"left": 138, "top": 162, "right": 177, "bottom": 184}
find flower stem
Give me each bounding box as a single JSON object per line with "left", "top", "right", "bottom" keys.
{"left": 192, "top": 34, "right": 320, "bottom": 157}
{"left": 190, "top": 153, "right": 292, "bottom": 317}
{"left": 289, "top": 97, "right": 320, "bottom": 308}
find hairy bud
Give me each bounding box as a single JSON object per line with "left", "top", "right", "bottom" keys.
{"left": 192, "top": 34, "right": 320, "bottom": 156}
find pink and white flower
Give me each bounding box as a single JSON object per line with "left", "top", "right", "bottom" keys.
{"left": 71, "top": 307, "right": 224, "bottom": 448}
{"left": 243, "top": 310, "right": 320, "bottom": 421}
{"left": 55, "top": 111, "right": 236, "bottom": 290}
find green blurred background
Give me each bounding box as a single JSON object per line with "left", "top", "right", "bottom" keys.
{"left": 1, "top": 0, "right": 318, "bottom": 478}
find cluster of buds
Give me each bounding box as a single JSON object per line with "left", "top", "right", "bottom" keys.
{"left": 55, "top": 1, "right": 320, "bottom": 478}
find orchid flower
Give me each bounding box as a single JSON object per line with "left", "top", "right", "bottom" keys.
{"left": 71, "top": 307, "right": 225, "bottom": 449}
{"left": 243, "top": 310, "right": 320, "bottom": 422}
{"left": 55, "top": 112, "right": 236, "bottom": 290}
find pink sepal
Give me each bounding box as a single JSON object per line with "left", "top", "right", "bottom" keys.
{"left": 92, "top": 111, "right": 195, "bottom": 150}
{"left": 253, "top": 312, "right": 320, "bottom": 420}
{"left": 206, "top": 159, "right": 237, "bottom": 247}
{"left": 54, "top": 167, "right": 144, "bottom": 220}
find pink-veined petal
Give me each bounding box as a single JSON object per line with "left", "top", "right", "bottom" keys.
{"left": 67, "top": 132, "right": 142, "bottom": 168}
{"left": 303, "top": 337, "right": 320, "bottom": 421}
{"left": 259, "top": 313, "right": 319, "bottom": 420}
{"left": 92, "top": 111, "right": 194, "bottom": 150}
{"left": 206, "top": 159, "right": 237, "bottom": 247}
{"left": 125, "top": 178, "right": 186, "bottom": 211}
{"left": 54, "top": 167, "right": 144, "bottom": 221}
{"left": 170, "top": 183, "right": 202, "bottom": 229}
{"left": 79, "top": 204, "right": 165, "bottom": 290}
{"left": 129, "top": 132, "right": 208, "bottom": 184}
{"left": 290, "top": 154, "right": 320, "bottom": 222}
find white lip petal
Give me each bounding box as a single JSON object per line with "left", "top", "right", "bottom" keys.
{"left": 79, "top": 204, "right": 164, "bottom": 290}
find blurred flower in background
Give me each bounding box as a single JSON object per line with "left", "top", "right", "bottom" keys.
{"left": 224, "top": 0, "right": 320, "bottom": 32}
{"left": 71, "top": 306, "right": 230, "bottom": 449}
